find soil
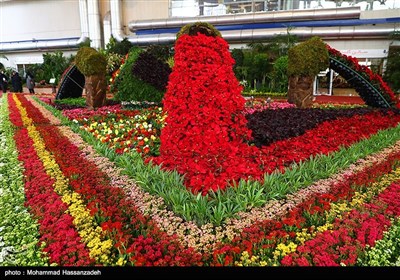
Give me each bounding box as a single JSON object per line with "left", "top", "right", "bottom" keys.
{"left": 313, "top": 95, "right": 365, "bottom": 105}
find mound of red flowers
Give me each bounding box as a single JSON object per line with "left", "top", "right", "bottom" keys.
{"left": 149, "top": 33, "right": 400, "bottom": 195}
{"left": 148, "top": 33, "right": 265, "bottom": 195}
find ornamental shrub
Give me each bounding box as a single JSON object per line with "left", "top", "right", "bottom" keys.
{"left": 113, "top": 47, "right": 164, "bottom": 103}
{"left": 132, "top": 51, "right": 172, "bottom": 92}
{"left": 75, "top": 46, "right": 107, "bottom": 76}
{"left": 287, "top": 36, "right": 329, "bottom": 77}
{"left": 150, "top": 28, "right": 265, "bottom": 195}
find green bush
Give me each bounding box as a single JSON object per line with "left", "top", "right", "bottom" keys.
{"left": 75, "top": 47, "right": 107, "bottom": 76}
{"left": 270, "top": 55, "right": 289, "bottom": 93}
{"left": 105, "top": 36, "right": 133, "bottom": 56}
{"left": 105, "top": 52, "right": 124, "bottom": 76}
{"left": 287, "top": 36, "right": 329, "bottom": 77}
{"left": 26, "top": 51, "right": 73, "bottom": 85}
{"left": 113, "top": 47, "right": 164, "bottom": 103}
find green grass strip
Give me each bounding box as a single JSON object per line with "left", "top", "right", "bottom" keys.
{"left": 36, "top": 97, "right": 400, "bottom": 226}
{"left": 0, "top": 94, "right": 48, "bottom": 266}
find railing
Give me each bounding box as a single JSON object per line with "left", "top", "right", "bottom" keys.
{"left": 169, "top": 0, "right": 399, "bottom": 17}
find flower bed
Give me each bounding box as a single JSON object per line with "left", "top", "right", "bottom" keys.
{"left": 2, "top": 92, "right": 400, "bottom": 266}
{"left": 2, "top": 29, "right": 400, "bottom": 268}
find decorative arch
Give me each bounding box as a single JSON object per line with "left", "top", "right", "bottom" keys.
{"left": 327, "top": 45, "right": 399, "bottom": 108}
{"left": 56, "top": 64, "right": 85, "bottom": 100}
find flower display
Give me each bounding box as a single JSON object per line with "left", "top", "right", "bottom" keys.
{"left": 149, "top": 33, "right": 262, "bottom": 194}
{"left": 76, "top": 106, "right": 165, "bottom": 155}
{"left": 3, "top": 29, "right": 400, "bottom": 267}
{"left": 109, "top": 54, "right": 128, "bottom": 93}
{"left": 148, "top": 32, "right": 400, "bottom": 194}
{"left": 3, "top": 92, "right": 400, "bottom": 266}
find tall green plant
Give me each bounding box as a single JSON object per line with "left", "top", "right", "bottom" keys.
{"left": 270, "top": 55, "right": 289, "bottom": 93}
{"left": 41, "top": 51, "right": 72, "bottom": 84}
{"left": 105, "top": 36, "right": 134, "bottom": 56}
{"left": 288, "top": 36, "right": 329, "bottom": 77}
{"left": 231, "top": 48, "right": 244, "bottom": 79}
{"left": 384, "top": 45, "right": 400, "bottom": 94}
{"left": 232, "top": 28, "right": 297, "bottom": 93}
{"left": 240, "top": 51, "right": 271, "bottom": 90}
{"left": 264, "top": 26, "right": 298, "bottom": 59}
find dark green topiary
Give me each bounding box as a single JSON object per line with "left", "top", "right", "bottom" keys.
{"left": 113, "top": 47, "right": 164, "bottom": 103}
{"left": 176, "top": 22, "right": 221, "bottom": 39}
{"left": 287, "top": 36, "right": 329, "bottom": 77}
{"left": 145, "top": 45, "right": 174, "bottom": 62}
{"left": 132, "top": 51, "right": 171, "bottom": 92}
{"left": 75, "top": 46, "right": 107, "bottom": 76}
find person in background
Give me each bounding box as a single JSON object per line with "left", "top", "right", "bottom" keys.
{"left": 26, "top": 72, "right": 35, "bottom": 94}
{"left": 11, "top": 70, "right": 23, "bottom": 93}
{"left": 0, "top": 70, "right": 8, "bottom": 93}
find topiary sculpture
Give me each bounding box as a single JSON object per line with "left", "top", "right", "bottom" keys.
{"left": 75, "top": 46, "right": 107, "bottom": 109}
{"left": 287, "top": 36, "right": 329, "bottom": 108}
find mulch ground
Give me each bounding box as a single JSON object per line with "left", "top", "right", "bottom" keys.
{"left": 313, "top": 95, "right": 365, "bottom": 105}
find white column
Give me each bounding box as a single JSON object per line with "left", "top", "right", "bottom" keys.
{"left": 87, "top": 0, "right": 102, "bottom": 49}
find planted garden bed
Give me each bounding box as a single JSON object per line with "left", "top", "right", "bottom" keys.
{"left": 1, "top": 28, "right": 400, "bottom": 268}
{"left": 1, "top": 92, "right": 400, "bottom": 266}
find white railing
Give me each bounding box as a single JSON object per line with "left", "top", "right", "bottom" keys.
{"left": 169, "top": 0, "right": 399, "bottom": 17}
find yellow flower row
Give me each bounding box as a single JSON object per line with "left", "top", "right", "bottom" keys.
{"left": 13, "top": 95, "right": 114, "bottom": 265}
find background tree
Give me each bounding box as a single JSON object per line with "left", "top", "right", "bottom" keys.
{"left": 231, "top": 28, "right": 297, "bottom": 93}
{"left": 384, "top": 31, "right": 400, "bottom": 94}
{"left": 105, "top": 36, "right": 134, "bottom": 56}
{"left": 269, "top": 55, "right": 289, "bottom": 93}
{"left": 264, "top": 27, "right": 298, "bottom": 60}
{"left": 28, "top": 51, "right": 73, "bottom": 85}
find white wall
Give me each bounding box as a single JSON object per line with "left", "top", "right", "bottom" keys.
{"left": 0, "top": 50, "right": 76, "bottom": 73}
{"left": 99, "top": 0, "right": 169, "bottom": 42}
{"left": 0, "top": 0, "right": 81, "bottom": 42}
{"left": 325, "top": 39, "right": 392, "bottom": 58}
{"left": 0, "top": 0, "right": 81, "bottom": 70}
{"left": 123, "top": 0, "right": 169, "bottom": 23}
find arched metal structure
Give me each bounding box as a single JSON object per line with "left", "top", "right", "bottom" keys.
{"left": 56, "top": 64, "right": 85, "bottom": 100}
{"left": 329, "top": 56, "right": 394, "bottom": 108}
